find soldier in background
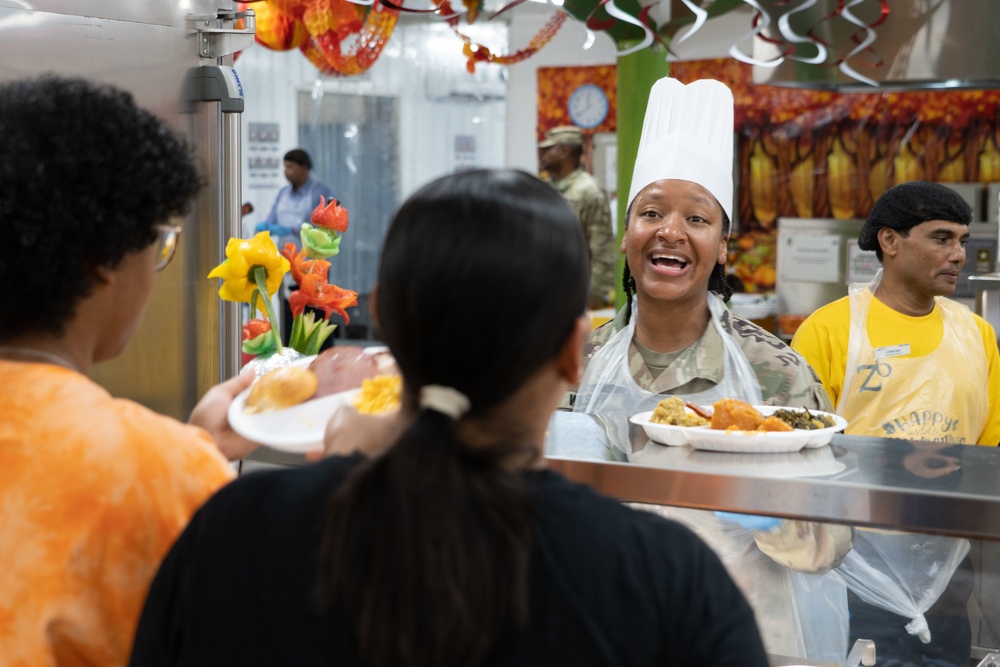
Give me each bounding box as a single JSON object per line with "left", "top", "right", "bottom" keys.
{"left": 538, "top": 126, "right": 617, "bottom": 309}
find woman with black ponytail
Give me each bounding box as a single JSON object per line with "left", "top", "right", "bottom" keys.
{"left": 129, "top": 168, "right": 768, "bottom": 667}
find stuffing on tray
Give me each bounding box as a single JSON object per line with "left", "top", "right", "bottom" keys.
{"left": 650, "top": 396, "right": 709, "bottom": 427}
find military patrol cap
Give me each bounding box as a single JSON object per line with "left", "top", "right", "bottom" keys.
{"left": 539, "top": 126, "right": 584, "bottom": 149}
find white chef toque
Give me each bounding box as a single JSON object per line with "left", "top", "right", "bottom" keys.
{"left": 627, "top": 78, "right": 735, "bottom": 222}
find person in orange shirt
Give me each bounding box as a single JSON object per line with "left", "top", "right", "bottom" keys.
{"left": 0, "top": 75, "right": 256, "bottom": 666}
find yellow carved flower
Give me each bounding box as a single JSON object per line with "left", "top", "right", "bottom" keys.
{"left": 207, "top": 231, "right": 290, "bottom": 311}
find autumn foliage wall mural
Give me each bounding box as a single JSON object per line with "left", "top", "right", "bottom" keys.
{"left": 670, "top": 58, "right": 1000, "bottom": 293}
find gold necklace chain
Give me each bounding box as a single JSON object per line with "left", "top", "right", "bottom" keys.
{"left": 0, "top": 346, "right": 79, "bottom": 373}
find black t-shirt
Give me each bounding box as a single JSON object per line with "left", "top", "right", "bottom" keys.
{"left": 130, "top": 456, "right": 768, "bottom": 667}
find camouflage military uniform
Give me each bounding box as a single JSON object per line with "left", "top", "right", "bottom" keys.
{"left": 551, "top": 168, "right": 617, "bottom": 308}
{"left": 567, "top": 303, "right": 832, "bottom": 410}
{"left": 567, "top": 303, "right": 852, "bottom": 651}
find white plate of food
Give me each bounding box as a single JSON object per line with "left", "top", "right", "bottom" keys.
{"left": 630, "top": 398, "right": 847, "bottom": 454}
{"left": 227, "top": 346, "right": 399, "bottom": 454}
{"left": 229, "top": 382, "right": 359, "bottom": 453}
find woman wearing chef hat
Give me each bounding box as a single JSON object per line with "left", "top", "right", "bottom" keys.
{"left": 573, "top": 77, "right": 852, "bottom": 665}
{"left": 574, "top": 77, "right": 830, "bottom": 416}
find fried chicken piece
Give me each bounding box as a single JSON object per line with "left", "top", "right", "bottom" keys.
{"left": 760, "top": 415, "right": 794, "bottom": 432}
{"left": 710, "top": 398, "right": 764, "bottom": 431}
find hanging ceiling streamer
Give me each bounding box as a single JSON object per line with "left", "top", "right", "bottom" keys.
{"left": 671, "top": 0, "right": 707, "bottom": 46}
{"left": 600, "top": 0, "right": 653, "bottom": 56}
{"left": 728, "top": 0, "right": 785, "bottom": 68}
{"left": 727, "top": 0, "right": 889, "bottom": 86}
{"left": 836, "top": 0, "right": 880, "bottom": 87}
{"left": 776, "top": 0, "right": 826, "bottom": 65}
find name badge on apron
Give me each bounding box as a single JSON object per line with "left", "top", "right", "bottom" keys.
{"left": 874, "top": 343, "right": 910, "bottom": 360}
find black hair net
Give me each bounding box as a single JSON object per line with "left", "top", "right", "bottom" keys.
{"left": 858, "top": 181, "right": 972, "bottom": 251}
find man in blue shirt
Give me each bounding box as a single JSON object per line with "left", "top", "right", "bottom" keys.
{"left": 256, "top": 148, "right": 334, "bottom": 251}
{"left": 256, "top": 148, "right": 336, "bottom": 342}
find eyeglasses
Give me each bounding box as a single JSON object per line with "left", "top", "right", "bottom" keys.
{"left": 153, "top": 223, "right": 182, "bottom": 272}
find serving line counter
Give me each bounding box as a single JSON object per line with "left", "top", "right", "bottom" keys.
{"left": 543, "top": 411, "right": 1000, "bottom": 667}
{"left": 544, "top": 412, "right": 1000, "bottom": 540}
{"left": 244, "top": 412, "right": 1000, "bottom": 666}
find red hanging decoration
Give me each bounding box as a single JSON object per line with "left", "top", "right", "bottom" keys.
{"left": 299, "top": 0, "right": 399, "bottom": 76}
{"left": 457, "top": 10, "right": 568, "bottom": 73}
{"left": 240, "top": 1, "right": 310, "bottom": 51}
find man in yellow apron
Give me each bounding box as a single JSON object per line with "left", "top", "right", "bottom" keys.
{"left": 793, "top": 180, "right": 1000, "bottom": 666}
{"left": 793, "top": 181, "right": 1000, "bottom": 445}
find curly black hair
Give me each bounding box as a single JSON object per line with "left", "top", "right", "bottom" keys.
{"left": 621, "top": 201, "right": 733, "bottom": 324}
{"left": 0, "top": 75, "right": 202, "bottom": 340}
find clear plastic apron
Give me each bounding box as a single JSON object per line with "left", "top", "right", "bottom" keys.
{"left": 838, "top": 271, "right": 988, "bottom": 443}
{"left": 834, "top": 270, "right": 985, "bottom": 644}
{"left": 574, "top": 293, "right": 763, "bottom": 425}
{"left": 575, "top": 294, "right": 847, "bottom": 664}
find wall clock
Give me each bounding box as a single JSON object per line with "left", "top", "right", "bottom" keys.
{"left": 568, "top": 83, "right": 609, "bottom": 130}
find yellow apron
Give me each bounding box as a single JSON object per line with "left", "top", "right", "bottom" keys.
{"left": 838, "top": 284, "right": 989, "bottom": 444}
{"left": 835, "top": 276, "right": 983, "bottom": 645}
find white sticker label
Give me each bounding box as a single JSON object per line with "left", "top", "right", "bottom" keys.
{"left": 874, "top": 344, "right": 910, "bottom": 360}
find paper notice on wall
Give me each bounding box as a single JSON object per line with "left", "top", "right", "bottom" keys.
{"left": 248, "top": 122, "right": 282, "bottom": 188}
{"left": 454, "top": 135, "right": 476, "bottom": 171}
{"left": 780, "top": 234, "right": 841, "bottom": 283}
{"left": 847, "top": 239, "right": 881, "bottom": 285}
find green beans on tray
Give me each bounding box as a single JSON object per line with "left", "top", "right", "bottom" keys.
{"left": 771, "top": 408, "right": 835, "bottom": 430}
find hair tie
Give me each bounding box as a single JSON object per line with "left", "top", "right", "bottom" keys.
{"left": 418, "top": 385, "right": 470, "bottom": 420}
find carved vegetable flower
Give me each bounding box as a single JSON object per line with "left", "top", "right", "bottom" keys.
{"left": 241, "top": 318, "right": 277, "bottom": 357}
{"left": 209, "top": 231, "right": 290, "bottom": 352}
{"left": 280, "top": 242, "right": 359, "bottom": 355}
{"left": 300, "top": 196, "right": 349, "bottom": 259}
{"left": 208, "top": 231, "right": 290, "bottom": 310}
{"left": 311, "top": 195, "right": 349, "bottom": 232}
{"left": 289, "top": 273, "right": 358, "bottom": 322}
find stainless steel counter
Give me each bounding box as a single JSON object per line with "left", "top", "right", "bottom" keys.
{"left": 969, "top": 273, "right": 1000, "bottom": 289}
{"left": 969, "top": 272, "right": 1000, "bottom": 328}
{"left": 246, "top": 410, "right": 1000, "bottom": 540}
{"left": 543, "top": 411, "right": 1000, "bottom": 542}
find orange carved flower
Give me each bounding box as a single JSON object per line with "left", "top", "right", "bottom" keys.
{"left": 280, "top": 243, "right": 359, "bottom": 322}
{"left": 281, "top": 243, "right": 331, "bottom": 283}
{"left": 289, "top": 274, "right": 358, "bottom": 322}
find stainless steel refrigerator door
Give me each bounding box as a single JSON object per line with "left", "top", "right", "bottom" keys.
{"left": 0, "top": 0, "right": 240, "bottom": 419}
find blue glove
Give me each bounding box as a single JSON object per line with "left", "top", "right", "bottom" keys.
{"left": 254, "top": 221, "right": 292, "bottom": 237}
{"left": 714, "top": 511, "right": 782, "bottom": 532}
